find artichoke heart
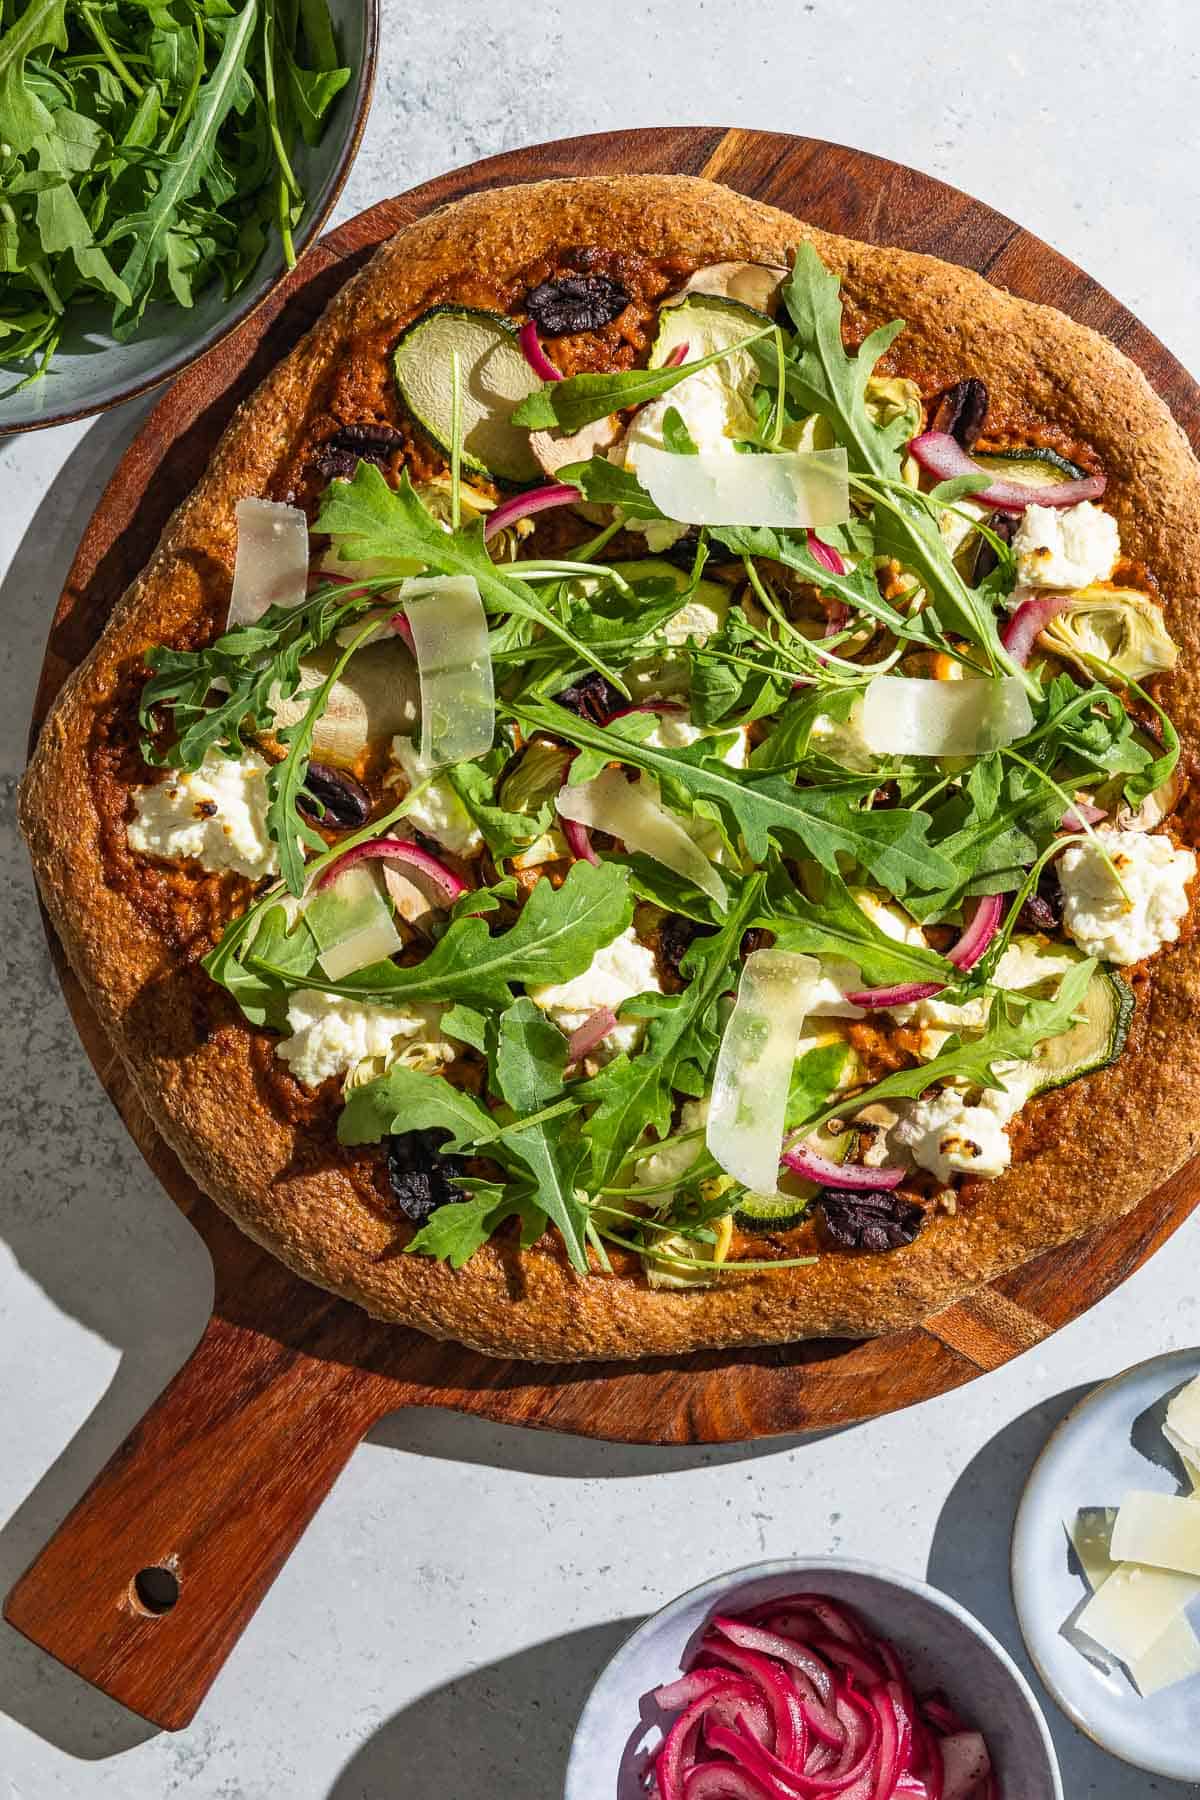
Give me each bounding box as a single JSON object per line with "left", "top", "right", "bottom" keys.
{"left": 865, "top": 374, "right": 924, "bottom": 433}
{"left": 1041, "top": 586, "right": 1179, "bottom": 682}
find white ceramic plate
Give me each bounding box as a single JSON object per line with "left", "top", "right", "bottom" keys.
{"left": 565, "top": 1556, "right": 1061, "bottom": 1799}
{"left": 1011, "top": 1346, "right": 1200, "bottom": 1782}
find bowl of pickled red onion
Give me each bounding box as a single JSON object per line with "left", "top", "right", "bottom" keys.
{"left": 565, "top": 1558, "right": 1060, "bottom": 1800}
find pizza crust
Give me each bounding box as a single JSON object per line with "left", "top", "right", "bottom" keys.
{"left": 19, "top": 175, "right": 1200, "bottom": 1360}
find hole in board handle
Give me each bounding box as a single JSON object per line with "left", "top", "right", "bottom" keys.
{"left": 131, "top": 1566, "right": 180, "bottom": 1615}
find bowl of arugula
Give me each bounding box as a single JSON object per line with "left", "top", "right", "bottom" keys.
{"left": 0, "top": 0, "right": 378, "bottom": 434}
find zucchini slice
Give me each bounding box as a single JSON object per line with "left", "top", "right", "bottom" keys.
{"left": 974, "top": 446, "right": 1088, "bottom": 488}
{"left": 1024, "top": 961, "right": 1133, "bottom": 1096}
{"left": 648, "top": 292, "right": 771, "bottom": 371}
{"left": 733, "top": 1128, "right": 858, "bottom": 1234}
{"left": 392, "top": 306, "right": 541, "bottom": 484}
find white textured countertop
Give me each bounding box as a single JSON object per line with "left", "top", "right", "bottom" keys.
{"left": 4, "top": 3, "right": 1200, "bottom": 1794}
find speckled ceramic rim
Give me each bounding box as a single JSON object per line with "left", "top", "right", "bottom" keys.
{"left": 0, "top": 0, "right": 379, "bottom": 438}
{"left": 564, "top": 1554, "right": 1063, "bottom": 1799}
{"left": 1010, "top": 1345, "right": 1200, "bottom": 1781}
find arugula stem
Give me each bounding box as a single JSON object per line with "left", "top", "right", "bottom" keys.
{"left": 449, "top": 349, "right": 463, "bottom": 532}
{"left": 1001, "top": 745, "right": 1131, "bottom": 903}
{"left": 80, "top": 3, "right": 144, "bottom": 96}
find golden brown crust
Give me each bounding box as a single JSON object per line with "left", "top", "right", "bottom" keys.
{"left": 19, "top": 175, "right": 1200, "bottom": 1360}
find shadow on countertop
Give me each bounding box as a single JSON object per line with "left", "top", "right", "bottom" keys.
{"left": 324, "top": 1616, "right": 640, "bottom": 1800}
{"left": 0, "top": 402, "right": 214, "bottom": 1761}
{"left": 928, "top": 1383, "right": 1199, "bottom": 1799}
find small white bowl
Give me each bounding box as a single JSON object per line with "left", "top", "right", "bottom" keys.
{"left": 1011, "top": 1345, "right": 1200, "bottom": 1782}
{"left": 565, "top": 1556, "right": 1062, "bottom": 1799}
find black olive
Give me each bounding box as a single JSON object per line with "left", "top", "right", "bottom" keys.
{"left": 658, "top": 527, "right": 739, "bottom": 570}
{"left": 298, "top": 762, "right": 371, "bottom": 830}
{"left": 1018, "top": 868, "right": 1063, "bottom": 933}
{"left": 314, "top": 421, "right": 405, "bottom": 482}
{"left": 385, "top": 1128, "right": 467, "bottom": 1223}
{"left": 972, "top": 509, "right": 1016, "bottom": 585}
{"left": 929, "top": 378, "right": 989, "bottom": 451}
{"left": 658, "top": 913, "right": 716, "bottom": 979}
{"left": 553, "top": 670, "right": 625, "bottom": 724}
{"left": 818, "top": 1189, "right": 925, "bottom": 1253}
{"left": 526, "top": 274, "right": 631, "bottom": 337}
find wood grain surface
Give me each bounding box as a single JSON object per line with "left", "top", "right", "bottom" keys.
{"left": 7, "top": 126, "right": 1200, "bottom": 1732}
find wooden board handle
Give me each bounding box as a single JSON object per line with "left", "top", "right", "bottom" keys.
{"left": 3, "top": 1311, "right": 389, "bottom": 1731}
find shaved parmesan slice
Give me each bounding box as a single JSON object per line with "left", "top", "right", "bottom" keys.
{"left": 1129, "top": 1610, "right": 1200, "bottom": 1697}
{"left": 555, "top": 770, "right": 727, "bottom": 911}
{"left": 1069, "top": 1507, "right": 1119, "bottom": 1590}
{"left": 227, "top": 498, "right": 309, "bottom": 629}
{"left": 400, "top": 575, "right": 495, "bottom": 770}
{"left": 634, "top": 444, "right": 849, "bottom": 529}
{"left": 1110, "top": 1491, "right": 1200, "bottom": 1577}
{"left": 1166, "top": 1377, "right": 1200, "bottom": 1491}
{"left": 860, "top": 674, "right": 1034, "bottom": 757}
{"left": 1075, "top": 1563, "right": 1200, "bottom": 1663}
{"left": 707, "top": 950, "right": 822, "bottom": 1193}
{"left": 305, "top": 864, "right": 403, "bottom": 981}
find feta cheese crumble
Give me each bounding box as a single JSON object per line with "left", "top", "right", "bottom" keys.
{"left": 127, "top": 747, "right": 278, "bottom": 880}
{"left": 529, "top": 926, "right": 663, "bottom": 1059}
{"left": 389, "top": 736, "right": 483, "bottom": 857}
{"left": 1012, "top": 501, "right": 1121, "bottom": 591}
{"left": 1059, "top": 828, "right": 1195, "bottom": 965}
{"left": 276, "top": 990, "right": 455, "bottom": 1088}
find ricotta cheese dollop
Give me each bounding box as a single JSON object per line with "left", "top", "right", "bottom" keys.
{"left": 892, "top": 1074, "right": 1033, "bottom": 1184}
{"left": 1059, "top": 828, "right": 1196, "bottom": 965}
{"left": 390, "top": 736, "right": 484, "bottom": 857}
{"left": 276, "top": 990, "right": 455, "bottom": 1088}
{"left": 529, "top": 926, "right": 663, "bottom": 1059}
{"left": 127, "top": 747, "right": 278, "bottom": 880}
{"left": 1012, "top": 500, "right": 1121, "bottom": 591}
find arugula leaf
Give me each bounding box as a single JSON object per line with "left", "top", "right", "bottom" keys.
{"left": 0, "top": 0, "right": 68, "bottom": 155}
{"left": 797, "top": 957, "right": 1098, "bottom": 1135}
{"left": 491, "top": 999, "right": 587, "bottom": 1268}
{"left": 315, "top": 462, "right": 628, "bottom": 691}
{"left": 577, "top": 874, "right": 765, "bottom": 1183}
{"left": 1, "top": 0, "right": 350, "bottom": 381}
{"left": 339, "top": 1037, "right": 589, "bottom": 1271}
{"left": 108, "top": 1, "right": 260, "bottom": 332}
{"left": 494, "top": 997, "right": 569, "bottom": 1109}
{"left": 777, "top": 244, "right": 907, "bottom": 482}
{"left": 759, "top": 865, "right": 951, "bottom": 988}
{"left": 661, "top": 405, "right": 699, "bottom": 455}
{"left": 558, "top": 456, "right": 667, "bottom": 522}
{"left": 340, "top": 1062, "right": 499, "bottom": 1151}
{"left": 244, "top": 860, "right": 634, "bottom": 1010}
{"left": 711, "top": 523, "right": 947, "bottom": 653}
{"left": 511, "top": 328, "right": 771, "bottom": 432}
{"left": 139, "top": 583, "right": 374, "bottom": 768}
{"left": 786, "top": 1040, "right": 858, "bottom": 1128}
{"left": 444, "top": 761, "right": 552, "bottom": 862}
{"left": 403, "top": 1185, "right": 526, "bottom": 1269}
{"left": 510, "top": 697, "right": 959, "bottom": 897}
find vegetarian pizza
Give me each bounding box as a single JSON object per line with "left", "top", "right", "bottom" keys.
{"left": 20, "top": 176, "right": 1200, "bottom": 1360}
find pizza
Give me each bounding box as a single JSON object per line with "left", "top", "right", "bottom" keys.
{"left": 19, "top": 175, "right": 1200, "bottom": 1362}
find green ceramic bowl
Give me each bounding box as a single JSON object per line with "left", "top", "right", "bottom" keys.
{"left": 0, "top": 0, "right": 378, "bottom": 437}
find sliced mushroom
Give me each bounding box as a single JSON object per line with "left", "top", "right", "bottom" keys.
{"left": 663, "top": 260, "right": 789, "bottom": 314}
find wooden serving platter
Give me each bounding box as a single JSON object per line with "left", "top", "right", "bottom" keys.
{"left": 7, "top": 126, "right": 1200, "bottom": 1733}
